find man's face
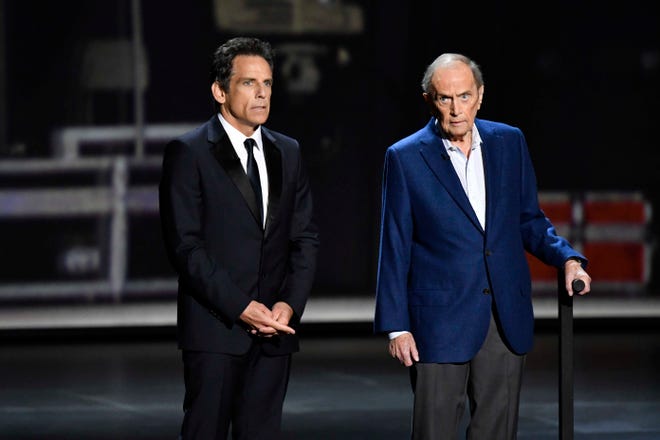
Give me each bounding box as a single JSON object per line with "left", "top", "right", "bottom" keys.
{"left": 423, "top": 62, "right": 484, "bottom": 142}
{"left": 212, "top": 55, "right": 272, "bottom": 136}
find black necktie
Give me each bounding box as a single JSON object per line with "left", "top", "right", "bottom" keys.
{"left": 244, "top": 138, "right": 263, "bottom": 226}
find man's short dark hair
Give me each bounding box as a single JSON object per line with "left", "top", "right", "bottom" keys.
{"left": 210, "top": 37, "right": 275, "bottom": 92}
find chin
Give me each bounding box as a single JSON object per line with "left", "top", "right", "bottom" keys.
{"left": 252, "top": 115, "right": 269, "bottom": 126}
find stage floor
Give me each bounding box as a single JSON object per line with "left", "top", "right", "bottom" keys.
{"left": 1, "top": 321, "right": 659, "bottom": 439}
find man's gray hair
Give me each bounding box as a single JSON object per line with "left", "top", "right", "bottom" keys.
{"left": 421, "top": 53, "right": 484, "bottom": 93}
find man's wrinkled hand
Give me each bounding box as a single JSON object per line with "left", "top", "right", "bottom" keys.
{"left": 564, "top": 259, "right": 592, "bottom": 297}
{"left": 389, "top": 332, "right": 419, "bottom": 367}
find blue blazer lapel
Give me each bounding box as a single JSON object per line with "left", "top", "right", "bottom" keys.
{"left": 207, "top": 117, "right": 262, "bottom": 228}
{"left": 476, "top": 119, "right": 502, "bottom": 232}
{"left": 418, "top": 119, "right": 483, "bottom": 232}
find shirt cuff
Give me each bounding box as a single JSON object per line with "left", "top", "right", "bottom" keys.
{"left": 388, "top": 330, "right": 410, "bottom": 340}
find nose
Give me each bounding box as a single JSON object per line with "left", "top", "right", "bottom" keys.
{"left": 449, "top": 99, "right": 461, "bottom": 115}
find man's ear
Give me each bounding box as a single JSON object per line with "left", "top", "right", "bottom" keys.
{"left": 211, "top": 81, "right": 226, "bottom": 105}
{"left": 422, "top": 92, "right": 432, "bottom": 105}
{"left": 422, "top": 92, "right": 438, "bottom": 116}
{"left": 478, "top": 85, "right": 484, "bottom": 108}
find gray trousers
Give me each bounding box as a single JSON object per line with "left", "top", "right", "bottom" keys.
{"left": 410, "top": 314, "right": 526, "bottom": 440}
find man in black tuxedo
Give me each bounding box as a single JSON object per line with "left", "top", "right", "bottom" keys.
{"left": 159, "top": 37, "right": 319, "bottom": 440}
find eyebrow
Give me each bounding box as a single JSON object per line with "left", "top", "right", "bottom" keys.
{"left": 438, "top": 90, "right": 472, "bottom": 96}
{"left": 236, "top": 76, "right": 272, "bottom": 82}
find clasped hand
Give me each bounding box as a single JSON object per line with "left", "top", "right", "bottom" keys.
{"left": 240, "top": 300, "right": 295, "bottom": 337}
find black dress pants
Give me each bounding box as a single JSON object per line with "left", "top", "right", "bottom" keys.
{"left": 180, "top": 340, "right": 291, "bottom": 440}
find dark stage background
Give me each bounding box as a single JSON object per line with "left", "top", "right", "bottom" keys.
{"left": 1, "top": 0, "right": 659, "bottom": 314}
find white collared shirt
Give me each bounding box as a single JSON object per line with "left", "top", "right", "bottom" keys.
{"left": 217, "top": 114, "right": 269, "bottom": 227}
{"left": 441, "top": 124, "right": 486, "bottom": 230}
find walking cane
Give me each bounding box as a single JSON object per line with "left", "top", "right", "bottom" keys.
{"left": 558, "top": 272, "right": 585, "bottom": 440}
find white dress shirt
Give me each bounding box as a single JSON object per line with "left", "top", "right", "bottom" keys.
{"left": 217, "top": 114, "right": 269, "bottom": 227}
{"left": 442, "top": 125, "right": 486, "bottom": 230}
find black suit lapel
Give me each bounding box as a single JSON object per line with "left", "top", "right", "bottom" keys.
{"left": 263, "top": 132, "right": 282, "bottom": 235}
{"left": 208, "top": 121, "right": 262, "bottom": 228}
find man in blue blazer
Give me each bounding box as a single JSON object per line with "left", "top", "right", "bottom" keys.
{"left": 159, "top": 37, "right": 319, "bottom": 439}
{"left": 374, "top": 53, "right": 591, "bottom": 439}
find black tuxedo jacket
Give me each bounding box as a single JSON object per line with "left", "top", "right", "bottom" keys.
{"left": 159, "top": 115, "right": 319, "bottom": 355}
